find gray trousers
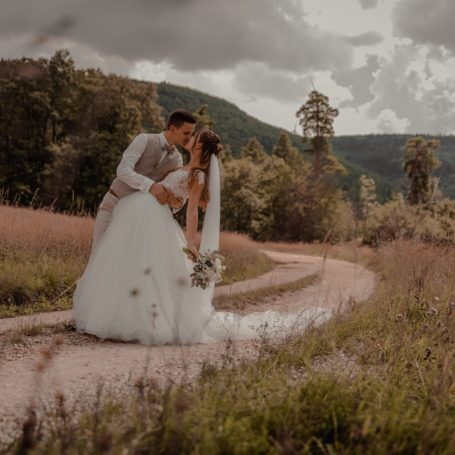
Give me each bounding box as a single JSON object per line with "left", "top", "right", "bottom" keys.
{"left": 90, "top": 192, "right": 119, "bottom": 256}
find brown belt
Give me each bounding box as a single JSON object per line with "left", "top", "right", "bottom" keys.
{"left": 108, "top": 188, "right": 119, "bottom": 198}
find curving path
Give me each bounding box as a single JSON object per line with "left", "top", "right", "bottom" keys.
{"left": 0, "top": 251, "right": 377, "bottom": 445}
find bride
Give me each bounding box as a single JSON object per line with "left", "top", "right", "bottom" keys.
{"left": 73, "top": 128, "right": 331, "bottom": 345}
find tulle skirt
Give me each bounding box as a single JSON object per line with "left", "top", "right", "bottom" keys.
{"left": 73, "top": 192, "right": 331, "bottom": 345}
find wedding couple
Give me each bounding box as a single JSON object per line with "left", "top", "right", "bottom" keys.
{"left": 73, "top": 109, "right": 330, "bottom": 345}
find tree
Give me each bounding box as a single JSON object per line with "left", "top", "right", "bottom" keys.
{"left": 221, "top": 158, "right": 266, "bottom": 236}
{"left": 0, "top": 56, "right": 53, "bottom": 201}
{"left": 296, "top": 90, "right": 343, "bottom": 177}
{"left": 403, "top": 136, "right": 441, "bottom": 205}
{"left": 48, "top": 49, "right": 76, "bottom": 143}
{"left": 358, "top": 174, "right": 377, "bottom": 220}
{"left": 272, "top": 131, "right": 302, "bottom": 167}
{"left": 220, "top": 143, "right": 233, "bottom": 164}
{"left": 240, "top": 137, "right": 268, "bottom": 164}
{"left": 193, "top": 104, "right": 214, "bottom": 130}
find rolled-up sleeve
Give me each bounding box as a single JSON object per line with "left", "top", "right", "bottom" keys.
{"left": 116, "top": 134, "right": 155, "bottom": 193}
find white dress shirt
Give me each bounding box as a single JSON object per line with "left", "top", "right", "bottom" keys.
{"left": 116, "top": 132, "right": 181, "bottom": 193}
{"left": 158, "top": 132, "right": 172, "bottom": 164}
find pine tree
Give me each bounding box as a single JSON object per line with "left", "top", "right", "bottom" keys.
{"left": 403, "top": 136, "right": 441, "bottom": 205}
{"left": 220, "top": 143, "right": 233, "bottom": 164}
{"left": 240, "top": 137, "right": 268, "bottom": 164}
{"left": 193, "top": 104, "right": 214, "bottom": 130}
{"left": 272, "top": 131, "right": 301, "bottom": 167}
{"left": 296, "top": 90, "right": 343, "bottom": 177}
{"left": 48, "top": 49, "right": 76, "bottom": 143}
{"left": 358, "top": 175, "right": 377, "bottom": 219}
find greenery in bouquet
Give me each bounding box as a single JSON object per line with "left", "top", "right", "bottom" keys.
{"left": 182, "top": 248, "right": 226, "bottom": 289}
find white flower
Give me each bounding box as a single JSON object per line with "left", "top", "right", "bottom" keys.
{"left": 207, "top": 270, "right": 218, "bottom": 282}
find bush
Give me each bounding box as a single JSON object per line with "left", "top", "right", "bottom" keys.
{"left": 362, "top": 195, "right": 455, "bottom": 246}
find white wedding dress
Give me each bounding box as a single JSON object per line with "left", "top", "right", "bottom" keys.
{"left": 73, "top": 165, "right": 331, "bottom": 345}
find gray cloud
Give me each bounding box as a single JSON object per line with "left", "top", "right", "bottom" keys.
{"left": 343, "top": 31, "right": 383, "bottom": 46}
{"left": 1, "top": 0, "right": 355, "bottom": 72}
{"left": 393, "top": 0, "right": 455, "bottom": 53}
{"left": 367, "top": 44, "right": 455, "bottom": 134}
{"left": 359, "top": 0, "right": 380, "bottom": 9}
{"left": 0, "top": 34, "right": 133, "bottom": 76}
{"left": 233, "top": 63, "right": 312, "bottom": 103}
{"left": 333, "top": 54, "right": 380, "bottom": 108}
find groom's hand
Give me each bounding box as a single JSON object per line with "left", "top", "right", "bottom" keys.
{"left": 167, "top": 194, "right": 183, "bottom": 209}
{"left": 149, "top": 183, "right": 167, "bottom": 204}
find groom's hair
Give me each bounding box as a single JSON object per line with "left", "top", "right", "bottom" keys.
{"left": 166, "top": 109, "right": 196, "bottom": 130}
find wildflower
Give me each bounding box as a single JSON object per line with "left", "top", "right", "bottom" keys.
{"left": 426, "top": 307, "right": 438, "bottom": 316}
{"left": 39, "top": 346, "right": 52, "bottom": 361}
{"left": 53, "top": 334, "right": 64, "bottom": 346}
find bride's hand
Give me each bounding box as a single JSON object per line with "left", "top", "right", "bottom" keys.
{"left": 186, "top": 244, "right": 199, "bottom": 261}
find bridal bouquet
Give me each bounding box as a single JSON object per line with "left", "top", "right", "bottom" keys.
{"left": 182, "top": 248, "right": 226, "bottom": 289}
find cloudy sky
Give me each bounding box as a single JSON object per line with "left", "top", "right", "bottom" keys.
{"left": 1, "top": 0, "right": 455, "bottom": 135}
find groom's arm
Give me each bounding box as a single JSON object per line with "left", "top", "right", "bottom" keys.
{"left": 116, "top": 133, "right": 155, "bottom": 193}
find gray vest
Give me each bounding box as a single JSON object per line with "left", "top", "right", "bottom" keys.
{"left": 110, "top": 134, "right": 181, "bottom": 199}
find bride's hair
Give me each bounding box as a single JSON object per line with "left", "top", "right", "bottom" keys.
{"left": 189, "top": 128, "right": 222, "bottom": 211}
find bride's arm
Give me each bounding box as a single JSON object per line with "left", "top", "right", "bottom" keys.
{"left": 185, "top": 176, "right": 204, "bottom": 258}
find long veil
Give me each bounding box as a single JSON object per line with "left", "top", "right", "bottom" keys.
{"left": 198, "top": 154, "right": 331, "bottom": 341}
{"left": 200, "top": 154, "right": 220, "bottom": 255}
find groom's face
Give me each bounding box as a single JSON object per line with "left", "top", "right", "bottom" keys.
{"left": 170, "top": 123, "right": 195, "bottom": 147}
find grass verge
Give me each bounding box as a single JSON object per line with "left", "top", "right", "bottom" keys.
{"left": 213, "top": 272, "right": 320, "bottom": 311}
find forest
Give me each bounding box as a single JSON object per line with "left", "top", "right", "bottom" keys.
{"left": 2, "top": 50, "right": 455, "bottom": 244}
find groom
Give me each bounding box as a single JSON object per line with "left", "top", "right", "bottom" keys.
{"left": 91, "top": 109, "right": 197, "bottom": 254}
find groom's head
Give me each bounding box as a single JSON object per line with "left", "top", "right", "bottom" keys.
{"left": 165, "top": 109, "right": 196, "bottom": 147}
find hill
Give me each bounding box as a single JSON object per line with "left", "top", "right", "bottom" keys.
{"left": 331, "top": 135, "right": 455, "bottom": 198}
{"left": 157, "top": 83, "right": 455, "bottom": 200}
{"left": 157, "top": 82, "right": 305, "bottom": 153}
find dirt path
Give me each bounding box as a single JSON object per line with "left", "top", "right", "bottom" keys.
{"left": 0, "top": 251, "right": 376, "bottom": 444}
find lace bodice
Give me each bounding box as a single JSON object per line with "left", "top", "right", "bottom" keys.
{"left": 161, "top": 167, "right": 205, "bottom": 202}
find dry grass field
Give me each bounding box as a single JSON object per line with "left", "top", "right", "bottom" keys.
{"left": 0, "top": 205, "right": 273, "bottom": 317}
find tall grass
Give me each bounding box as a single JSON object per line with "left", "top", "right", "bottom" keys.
{"left": 0, "top": 206, "right": 273, "bottom": 317}
{"left": 263, "top": 239, "right": 376, "bottom": 266}
{"left": 218, "top": 232, "right": 274, "bottom": 285}
{"left": 0, "top": 206, "right": 92, "bottom": 316}
{"left": 8, "top": 240, "right": 455, "bottom": 453}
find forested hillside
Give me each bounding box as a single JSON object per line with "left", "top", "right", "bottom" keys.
{"left": 157, "top": 82, "right": 304, "bottom": 153}
{"left": 157, "top": 82, "right": 455, "bottom": 200}
{"left": 332, "top": 135, "right": 455, "bottom": 198}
